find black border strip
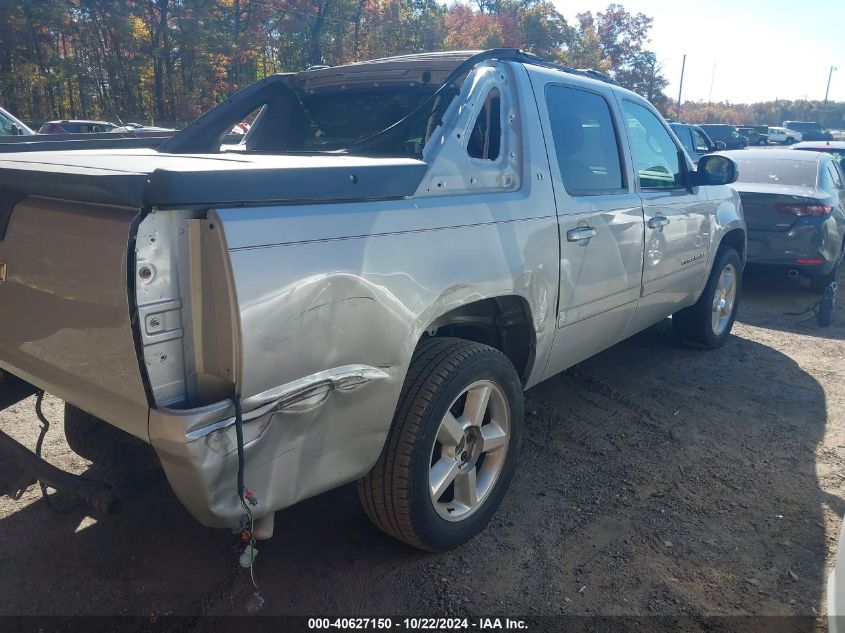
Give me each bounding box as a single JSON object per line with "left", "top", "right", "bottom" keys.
{"left": 125, "top": 204, "right": 157, "bottom": 412}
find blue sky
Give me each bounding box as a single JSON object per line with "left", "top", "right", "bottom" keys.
{"left": 553, "top": 0, "right": 845, "bottom": 103}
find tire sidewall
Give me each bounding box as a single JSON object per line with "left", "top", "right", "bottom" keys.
{"left": 408, "top": 350, "right": 523, "bottom": 550}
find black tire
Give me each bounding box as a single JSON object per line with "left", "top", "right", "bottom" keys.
{"left": 358, "top": 337, "right": 523, "bottom": 551}
{"left": 786, "top": 137, "right": 795, "bottom": 145}
{"left": 64, "top": 403, "right": 160, "bottom": 471}
{"left": 673, "top": 246, "right": 742, "bottom": 349}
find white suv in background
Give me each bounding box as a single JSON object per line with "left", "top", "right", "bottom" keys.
{"left": 767, "top": 126, "right": 803, "bottom": 144}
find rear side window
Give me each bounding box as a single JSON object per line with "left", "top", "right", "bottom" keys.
{"left": 467, "top": 88, "right": 501, "bottom": 161}
{"left": 544, "top": 85, "right": 624, "bottom": 195}
{"left": 622, "top": 101, "right": 684, "bottom": 189}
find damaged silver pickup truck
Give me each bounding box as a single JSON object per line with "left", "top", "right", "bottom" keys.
{"left": 0, "top": 49, "right": 745, "bottom": 551}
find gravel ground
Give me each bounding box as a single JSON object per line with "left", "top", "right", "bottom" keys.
{"left": 1, "top": 265, "right": 843, "bottom": 630}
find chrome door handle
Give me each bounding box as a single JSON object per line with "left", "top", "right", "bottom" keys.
{"left": 566, "top": 226, "right": 598, "bottom": 242}
{"left": 648, "top": 215, "right": 670, "bottom": 229}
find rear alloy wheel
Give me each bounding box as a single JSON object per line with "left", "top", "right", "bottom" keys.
{"left": 673, "top": 247, "right": 742, "bottom": 349}
{"left": 358, "top": 337, "right": 523, "bottom": 551}
{"left": 428, "top": 379, "right": 511, "bottom": 522}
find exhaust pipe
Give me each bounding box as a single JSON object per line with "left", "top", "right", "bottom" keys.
{"left": 0, "top": 430, "right": 122, "bottom": 516}
{"left": 787, "top": 269, "right": 800, "bottom": 279}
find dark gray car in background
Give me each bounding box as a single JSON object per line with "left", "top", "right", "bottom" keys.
{"left": 700, "top": 124, "right": 748, "bottom": 150}
{"left": 670, "top": 122, "right": 724, "bottom": 164}
{"left": 724, "top": 149, "right": 845, "bottom": 291}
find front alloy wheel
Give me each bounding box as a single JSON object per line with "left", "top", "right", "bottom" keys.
{"left": 673, "top": 246, "right": 742, "bottom": 349}
{"left": 711, "top": 263, "right": 738, "bottom": 336}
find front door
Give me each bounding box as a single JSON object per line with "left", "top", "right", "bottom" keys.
{"left": 618, "top": 99, "right": 712, "bottom": 333}
{"left": 531, "top": 79, "right": 645, "bottom": 379}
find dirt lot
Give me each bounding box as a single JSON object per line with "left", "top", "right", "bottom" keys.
{"left": 1, "top": 266, "right": 844, "bottom": 629}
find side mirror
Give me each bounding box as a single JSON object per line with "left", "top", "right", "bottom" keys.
{"left": 714, "top": 141, "right": 727, "bottom": 151}
{"left": 693, "top": 154, "right": 738, "bottom": 186}
{"left": 10, "top": 124, "right": 20, "bottom": 136}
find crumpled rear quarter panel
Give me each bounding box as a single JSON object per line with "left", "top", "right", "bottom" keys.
{"left": 156, "top": 191, "right": 559, "bottom": 526}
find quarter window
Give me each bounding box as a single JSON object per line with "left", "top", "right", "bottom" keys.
{"left": 544, "top": 85, "right": 624, "bottom": 195}
{"left": 826, "top": 162, "right": 843, "bottom": 190}
{"left": 622, "top": 101, "right": 684, "bottom": 189}
{"left": 467, "top": 88, "right": 501, "bottom": 161}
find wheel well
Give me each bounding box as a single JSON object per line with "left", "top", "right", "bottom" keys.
{"left": 420, "top": 296, "right": 535, "bottom": 384}
{"left": 719, "top": 228, "right": 746, "bottom": 265}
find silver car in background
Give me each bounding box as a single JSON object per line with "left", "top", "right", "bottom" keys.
{"left": 724, "top": 149, "right": 845, "bottom": 290}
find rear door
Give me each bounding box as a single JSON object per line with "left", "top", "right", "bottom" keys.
{"left": 530, "top": 77, "right": 645, "bottom": 378}
{"left": 618, "top": 99, "right": 713, "bottom": 331}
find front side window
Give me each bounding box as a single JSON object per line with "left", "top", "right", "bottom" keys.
{"left": 622, "top": 100, "right": 684, "bottom": 189}
{"left": 673, "top": 126, "right": 694, "bottom": 152}
{"left": 545, "top": 85, "right": 624, "bottom": 195}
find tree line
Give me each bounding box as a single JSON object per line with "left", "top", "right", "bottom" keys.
{"left": 0, "top": 0, "right": 670, "bottom": 127}
{"left": 679, "top": 99, "right": 845, "bottom": 130}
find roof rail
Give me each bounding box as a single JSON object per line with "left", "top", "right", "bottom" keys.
{"left": 473, "top": 49, "right": 616, "bottom": 84}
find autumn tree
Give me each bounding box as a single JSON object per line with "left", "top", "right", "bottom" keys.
{"left": 0, "top": 0, "right": 749, "bottom": 128}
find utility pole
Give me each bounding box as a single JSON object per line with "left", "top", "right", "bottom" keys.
{"left": 675, "top": 54, "right": 686, "bottom": 121}
{"left": 706, "top": 62, "right": 716, "bottom": 122}
{"left": 824, "top": 66, "right": 836, "bottom": 105}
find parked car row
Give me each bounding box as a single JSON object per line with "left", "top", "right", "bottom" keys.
{"left": 668, "top": 118, "right": 845, "bottom": 291}
{"left": 0, "top": 110, "right": 256, "bottom": 137}
{"left": 668, "top": 121, "right": 836, "bottom": 153}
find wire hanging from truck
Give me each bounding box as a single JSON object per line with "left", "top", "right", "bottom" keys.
{"left": 231, "top": 395, "right": 259, "bottom": 589}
